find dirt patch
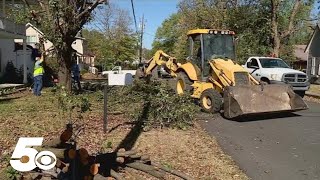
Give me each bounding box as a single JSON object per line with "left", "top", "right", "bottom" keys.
{"left": 0, "top": 89, "right": 248, "bottom": 179}
{"left": 305, "top": 84, "right": 320, "bottom": 103}
{"left": 133, "top": 124, "right": 248, "bottom": 180}
{"left": 304, "top": 96, "right": 320, "bottom": 103}
{"left": 308, "top": 84, "right": 320, "bottom": 95}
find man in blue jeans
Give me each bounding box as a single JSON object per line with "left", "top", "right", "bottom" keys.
{"left": 71, "top": 59, "right": 81, "bottom": 91}
{"left": 33, "top": 55, "right": 44, "bottom": 96}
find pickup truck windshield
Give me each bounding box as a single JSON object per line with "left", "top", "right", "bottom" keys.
{"left": 260, "top": 58, "right": 290, "bottom": 68}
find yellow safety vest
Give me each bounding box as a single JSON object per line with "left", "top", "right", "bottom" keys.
{"left": 33, "top": 63, "right": 44, "bottom": 76}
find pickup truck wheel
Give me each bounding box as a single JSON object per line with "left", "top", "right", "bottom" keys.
{"left": 295, "top": 91, "right": 305, "bottom": 98}
{"left": 200, "top": 89, "right": 222, "bottom": 113}
{"left": 260, "top": 78, "right": 270, "bottom": 85}
{"left": 175, "top": 72, "right": 193, "bottom": 95}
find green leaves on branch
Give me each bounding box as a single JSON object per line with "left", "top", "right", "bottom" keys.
{"left": 106, "top": 80, "right": 200, "bottom": 130}
{"left": 83, "top": 4, "right": 139, "bottom": 69}
{"left": 152, "top": 0, "right": 316, "bottom": 62}
{"left": 52, "top": 86, "right": 91, "bottom": 123}
{"left": 5, "top": 166, "right": 20, "bottom": 180}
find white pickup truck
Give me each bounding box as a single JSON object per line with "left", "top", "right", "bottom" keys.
{"left": 243, "top": 57, "right": 310, "bottom": 97}
{"left": 102, "top": 66, "right": 136, "bottom": 77}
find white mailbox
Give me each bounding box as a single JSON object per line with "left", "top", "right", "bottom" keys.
{"left": 108, "top": 73, "right": 133, "bottom": 86}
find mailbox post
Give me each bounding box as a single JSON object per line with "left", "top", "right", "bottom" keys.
{"left": 103, "top": 73, "right": 134, "bottom": 133}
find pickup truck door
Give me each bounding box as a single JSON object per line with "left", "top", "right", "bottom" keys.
{"left": 246, "top": 58, "right": 261, "bottom": 80}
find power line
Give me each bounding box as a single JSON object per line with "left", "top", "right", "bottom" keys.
{"left": 144, "top": 32, "right": 155, "bottom": 37}
{"left": 139, "top": 14, "right": 144, "bottom": 63}
{"left": 130, "top": 0, "right": 138, "bottom": 33}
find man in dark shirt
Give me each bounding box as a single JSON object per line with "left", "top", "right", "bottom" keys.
{"left": 71, "top": 59, "right": 81, "bottom": 91}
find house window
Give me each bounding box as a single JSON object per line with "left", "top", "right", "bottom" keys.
{"left": 27, "top": 35, "right": 37, "bottom": 44}
{"left": 311, "top": 57, "right": 316, "bottom": 75}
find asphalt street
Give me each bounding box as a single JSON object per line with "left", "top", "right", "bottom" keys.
{"left": 200, "top": 101, "right": 320, "bottom": 180}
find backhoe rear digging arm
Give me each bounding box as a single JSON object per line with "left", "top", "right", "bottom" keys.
{"left": 144, "top": 50, "right": 179, "bottom": 76}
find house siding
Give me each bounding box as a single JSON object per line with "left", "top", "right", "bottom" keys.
{"left": 0, "top": 39, "right": 33, "bottom": 80}
{"left": 308, "top": 55, "right": 320, "bottom": 76}
{"left": 0, "top": 39, "right": 17, "bottom": 74}
{"left": 307, "top": 26, "right": 320, "bottom": 77}
{"left": 24, "top": 24, "right": 83, "bottom": 55}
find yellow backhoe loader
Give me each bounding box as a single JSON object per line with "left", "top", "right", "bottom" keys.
{"left": 136, "top": 29, "right": 308, "bottom": 118}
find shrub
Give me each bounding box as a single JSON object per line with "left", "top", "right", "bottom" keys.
{"left": 106, "top": 80, "right": 200, "bottom": 129}
{"left": 81, "top": 68, "right": 88, "bottom": 75}
{"left": 5, "top": 166, "right": 20, "bottom": 180}
{"left": 0, "top": 62, "right": 20, "bottom": 84}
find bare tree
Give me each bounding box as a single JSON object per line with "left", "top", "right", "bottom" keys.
{"left": 271, "top": 0, "right": 301, "bottom": 57}
{"left": 22, "top": 0, "right": 107, "bottom": 91}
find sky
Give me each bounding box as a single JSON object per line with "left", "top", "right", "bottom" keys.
{"left": 87, "top": 0, "right": 179, "bottom": 49}
{"left": 87, "top": 0, "right": 320, "bottom": 50}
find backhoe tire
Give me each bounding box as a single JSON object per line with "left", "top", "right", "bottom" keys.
{"left": 295, "top": 91, "right": 305, "bottom": 98}
{"left": 200, "top": 89, "right": 223, "bottom": 113}
{"left": 175, "top": 72, "right": 193, "bottom": 95}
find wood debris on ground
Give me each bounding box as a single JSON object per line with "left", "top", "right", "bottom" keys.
{"left": 0, "top": 90, "right": 248, "bottom": 179}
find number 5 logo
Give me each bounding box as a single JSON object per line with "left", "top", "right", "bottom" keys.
{"left": 10, "top": 137, "right": 57, "bottom": 172}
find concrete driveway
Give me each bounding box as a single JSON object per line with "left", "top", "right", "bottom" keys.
{"left": 200, "top": 101, "right": 320, "bottom": 180}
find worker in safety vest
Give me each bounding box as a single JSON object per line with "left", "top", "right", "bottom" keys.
{"left": 33, "top": 54, "right": 44, "bottom": 96}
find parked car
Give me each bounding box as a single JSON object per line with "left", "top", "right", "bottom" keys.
{"left": 102, "top": 66, "right": 136, "bottom": 77}
{"left": 243, "top": 57, "right": 310, "bottom": 97}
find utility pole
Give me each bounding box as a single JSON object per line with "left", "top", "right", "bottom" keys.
{"left": 139, "top": 14, "right": 145, "bottom": 63}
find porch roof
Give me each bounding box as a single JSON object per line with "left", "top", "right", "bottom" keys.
{"left": 305, "top": 24, "right": 320, "bottom": 53}
{"left": 0, "top": 29, "right": 25, "bottom": 39}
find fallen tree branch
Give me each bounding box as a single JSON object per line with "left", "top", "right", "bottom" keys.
{"left": 126, "top": 162, "right": 165, "bottom": 179}
{"left": 110, "top": 169, "right": 124, "bottom": 180}
{"left": 42, "top": 169, "right": 58, "bottom": 178}
{"left": 93, "top": 174, "right": 108, "bottom": 180}
{"left": 124, "top": 167, "right": 144, "bottom": 179}
{"left": 152, "top": 162, "right": 194, "bottom": 180}
{"left": 117, "top": 150, "right": 137, "bottom": 157}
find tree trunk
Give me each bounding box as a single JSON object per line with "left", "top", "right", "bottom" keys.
{"left": 271, "top": 0, "right": 301, "bottom": 58}
{"left": 58, "top": 48, "right": 73, "bottom": 91}
{"left": 271, "top": 0, "right": 280, "bottom": 57}
{"left": 59, "top": 63, "right": 72, "bottom": 91}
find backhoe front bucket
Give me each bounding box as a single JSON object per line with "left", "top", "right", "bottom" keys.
{"left": 223, "top": 84, "right": 308, "bottom": 119}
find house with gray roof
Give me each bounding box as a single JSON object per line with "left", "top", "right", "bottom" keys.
{"left": 305, "top": 24, "right": 320, "bottom": 84}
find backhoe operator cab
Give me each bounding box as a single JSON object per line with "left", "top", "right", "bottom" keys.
{"left": 187, "top": 29, "right": 236, "bottom": 80}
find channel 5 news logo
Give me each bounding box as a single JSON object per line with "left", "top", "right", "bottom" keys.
{"left": 10, "top": 138, "right": 57, "bottom": 172}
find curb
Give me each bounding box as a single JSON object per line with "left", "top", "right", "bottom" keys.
{"left": 306, "top": 92, "right": 320, "bottom": 99}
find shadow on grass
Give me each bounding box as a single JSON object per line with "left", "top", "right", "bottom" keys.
{"left": 92, "top": 96, "right": 152, "bottom": 177}
{"left": 115, "top": 100, "right": 150, "bottom": 151}
{"left": 107, "top": 121, "right": 136, "bottom": 133}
